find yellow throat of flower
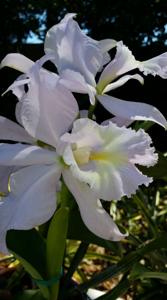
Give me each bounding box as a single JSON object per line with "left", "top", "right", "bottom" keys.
{"left": 72, "top": 145, "right": 127, "bottom": 166}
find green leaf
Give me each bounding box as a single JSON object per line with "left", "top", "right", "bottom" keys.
{"left": 6, "top": 229, "right": 49, "bottom": 299}
{"left": 133, "top": 194, "right": 158, "bottom": 236}
{"left": 139, "top": 152, "right": 167, "bottom": 179}
{"left": 63, "top": 242, "right": 89, "bottom": 287}
{"left": 130, "top": 263, "right": 167, "bottom": 281}
{"left": 138, "top": 271, "right": 167, "bottom": 281}
{"left": 129, "top": 262, "right": 151, "bottom": 280}
{"left": 14, "top": 290, "right": 44, "bottom": 300}
{"left": 46, "top": 206, "right": 69, "bottom": 300}
{"left": 78, "top": 233, "right": 167, "bottom": 291}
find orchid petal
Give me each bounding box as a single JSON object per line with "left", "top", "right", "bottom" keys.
{"left": 0, "top": 164, "right": 61, "bottom": 253}
{"left": 113, "top": 163, "right": 152, "bottom": 198}
{"left": 63, "top": 169, "right": 127, "bottom": 241}
{"left": 61, "top": 119, "right": 157, "bottom": 200}
{"left": 44, "top": 13, "right": 76, "bottom": 64}
{"left": 98, "top": 94, "right": 167, "bottom": 129}
{"left": 99, "top": 39, "right": 117, "bottom": 54}
{"left": 0, "top": 143, "right": 57, "bottom": 166}
{"left": 72, "top": 162, "right": 152, "bottom": 200}
{"left": 61, "top": 118, "right": 103, "bottom": 149}
{"left": 16, "top": 61, "right": 79, "bottom": 147}
{"left": 0, "top": 197, "right": 17, "bottom": 253}
{"left": 79, "top": 110, "right": 90, "bottom": 119}
{"left": 0, "top": 166, "right": 19, "bottom": 194}
{"left": 2, "top": 76, "right": 30, "bottom": 99}
{"left": 0, "top": 53, "right": 34, "bottom": 73}
{"left": 9, "top": 165, "right": 61, "bottom": 216}
{"left": 59, "top": 69, "right": 96, "bottom": 105}
{"left": 0, "top": 116, "right": 35, "bottom": 144}
{"left": 98, "top": 39, "right": 117, "bottom": 69}
{"left": 139, "top": 52, "right": 167, "bottom": 78}
{"left": 102, "top": 116, "right": 133, "bottom": 127}
{"left": 98, "top": 42, "right": 138, "bottom": 92}
{"left": 103, "top": 74, "right": 144, "bottom": 94}
{"left": 44, "top": 13, "right": 102, "bottom": 86}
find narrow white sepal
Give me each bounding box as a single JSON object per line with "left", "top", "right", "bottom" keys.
{"left": 98, "top": 94, "right": 167, "bottom": 129}
{"left": 0, "top": 53, "right": 34, "bottom": 72}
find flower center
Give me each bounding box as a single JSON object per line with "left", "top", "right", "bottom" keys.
{"left": 72, "top": 145, "right": 127, "bottom": 167}
{"left": 73, "top": 146, "right": 91, "bottom": 165}
{"left": 90, "top": 151, "right": 111, "bottom": 161}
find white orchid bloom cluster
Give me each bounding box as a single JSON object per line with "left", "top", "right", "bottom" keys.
{"left": 0, "top": 13, "right": 166, "bottom": 254}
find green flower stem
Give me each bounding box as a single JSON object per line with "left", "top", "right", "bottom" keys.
{"left": 88, "top": 105, "right": 95, "bottom": 119}
{"left": 88, "top": 98, "right": 97, "bottom": 119}
{"left": 46, "top": 206, "right": 69, "bottom": 300}
{"left": 134, "top": 121, "right": 154, "bottom": 131}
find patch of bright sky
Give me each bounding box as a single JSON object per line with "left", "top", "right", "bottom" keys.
{"left": 143, "top": 24, "right": 167, "bottom": 45}
{"left": 165, "top": 24, "right": 167, "bottom": 45}
{"left": 26, "top": 11, "right": 46, "bottom": 44}
{"left": 26, "top": 31, "right": 43, "bottom": 43}
{"left": 26, "top": 12, "right": 167, "bottom": 45}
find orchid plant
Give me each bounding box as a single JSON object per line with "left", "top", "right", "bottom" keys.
{"left": 0, "top": 13, "right": 167, "bottom": 300}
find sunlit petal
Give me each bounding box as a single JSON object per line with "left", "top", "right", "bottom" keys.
{"left": 98, "top": 41, "right": 138, "bottom": 92}
{"left": 2, "top": 75, "right": 30, "bottom": 99}
{"left": 63, "top": 169, "right": 127, "bottom": 241}
{"left": 103, "top": 74, "right": 143, "bottom": 94}
{"left": 0, "top": 143, "right": 56, "bottom": 166}
{"left": 98, "top": 39, "right": 117, "bottom": 69}
{"left": 59, "top": 69, "right": 96, "bottom": 105}
{"left": 0, "top": 166, "right": 18, "bottom": 194}
{"left": 0, "top": 53, "right": 34, "bottom": 73}
{"left": 0, "top": 164, "right": 61, "bottom": 253}
{"left": 61, "top": 119, "right": 157, "bottom": 200}
{"left": 44, "top": 13, "right": 102, "bottom": 86}
{"left": 98, "top": 94, "right": 167, "bottom": 129}
{"left": 61, "top": 118, "right": 103, "bottom": 149}
{"left": 16, "top": 60, "right": 79, "bottom": 147}
{"left": 102, "top": 116, "right": 133, "bottom": 127}
{"left": 139, "top": 52, "right": 167, "bottom": 78}
{"left": 99, "top": 39, "right": 117, "bottom": 54}
{"left": 0, "top": 116, "right": 35, "bottom": 144}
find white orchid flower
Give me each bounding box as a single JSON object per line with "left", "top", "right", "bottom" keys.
{"left": 1, "top": 13, "right": 116, "bottom": 105}
{"left": 0, "top": 56, "right": 79, "bottom": 253}
{"left": 0, "top": 116, "right": 35, "bottom": 195}
{"left": 1, "top": 14, "right": 166, "bottom": 128}
{"left": 1, "top": 55, "right": 79, "bottom": 148}
{"left": 43, "top": 14, "right": 167, "bottom": 129}
{"left": 96, "top": 41, "right": 167, "bottom": 128}
{"left": 0, "top": 110, "right": 157, "bottom": 253}
{"left": 44, "top": 13, "right": 116, "bottom": 88}
{"left": 0, "top": 13, "right": 162, "bottom": 254}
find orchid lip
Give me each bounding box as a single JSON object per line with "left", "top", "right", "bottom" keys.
{"left": 72, "top": 144, "right": 128, "bottom": 167}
